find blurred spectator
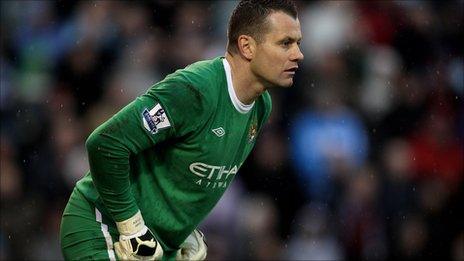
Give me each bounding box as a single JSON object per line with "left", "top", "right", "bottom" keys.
{"left": 300, "top": 1, "right": 360, "bottom": 63}
{"left": 28, "top": 204, "right": 63, "bottom": 260}
{"left": 0, "top": 135, "right": 23, "bottom": 201}
{"left": 396, "top": 214, "right": 429, "bottom": 260}
{"left": 284, "top": 203, "right": 343, "bottom": 260}
{"left": 338, "top": 166, "right": 387, "bottom": 260}
{"left": 0, "top": 0, "right": 462, "bottom": 259}
{"left": 55, "top": 39, "right": 113, "bottom": 116}
{"left": 379, "top": 138, "right": 418, "bottom": 259}
{"left": 290, "top": 84, "right": 368, "bottom": 203}
{"left": 239, "top": 121, "right": 306, "bottom": 240}
{"left": 359, "top": 45, "right": 402, "bottom": 122}
{"left": 392, "top": 2, "right": 437, "bottom": 73}
{"left": 373, "top": 72, "right": 429, "bottom": 145}
{"left": 236, "top": 194, "right": 282, "bottom": 260}
{"left": 409, "top": 113, "right": 463, "bottom": 187}
{"left": 199, "top": 180, "right": 244, "bottom": 260}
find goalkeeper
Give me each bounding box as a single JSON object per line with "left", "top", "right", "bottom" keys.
{"left": 60, "top": 0, "right": 303, "bottom": 260}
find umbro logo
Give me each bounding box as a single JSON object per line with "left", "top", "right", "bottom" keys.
{"left": 212, "top": 127, "right": 225, "bottom": 137}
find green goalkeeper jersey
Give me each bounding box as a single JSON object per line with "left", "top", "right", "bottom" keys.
{"left": 75, "top": 56, "right": 272, "bottom": 251}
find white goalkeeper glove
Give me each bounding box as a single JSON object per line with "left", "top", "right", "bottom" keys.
{"left": 176, "top": 229, "right": 207, "bottom": 261}
{"left": 114, "top": 211, "right": 163, "bottom": 260}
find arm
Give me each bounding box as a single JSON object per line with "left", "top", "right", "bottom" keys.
{"left": 86, "top": 95, "right": 174, "bottom": 221}
{"left": 86, "top": 81, "right": 208, "bottom": 259}
{"left": 86, "top": 95, "right": 172, "bottom": 259}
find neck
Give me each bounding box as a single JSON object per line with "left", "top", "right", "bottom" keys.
{"left": 225, "top": 51, "right": 266, "bottom": 105}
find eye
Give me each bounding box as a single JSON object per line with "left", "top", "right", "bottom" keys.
{"left": 281, "top": 40, "right": 291, "bottom": 47}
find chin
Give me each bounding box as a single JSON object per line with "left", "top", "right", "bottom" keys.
{"left": 264, "top": 77, "right": 294, "bottom": 88}
{"left": 280, "top": 79, "right": 294, "bottom": 87}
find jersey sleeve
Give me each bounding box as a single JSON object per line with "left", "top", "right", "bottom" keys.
{"left": 86, "top": 78, "right": 210, "bottom": 222}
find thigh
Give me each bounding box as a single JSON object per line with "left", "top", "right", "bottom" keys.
{"left": 60, "top": 189, "right": 118, "bottom": 260}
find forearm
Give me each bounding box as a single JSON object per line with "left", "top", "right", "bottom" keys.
{"left": 86, "top": 123, "right": 164, "bottom": 260}
{"left": 86, "top": 127, "right": 139, "bottom": 222}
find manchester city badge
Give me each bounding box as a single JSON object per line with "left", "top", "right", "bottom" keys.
{"left": 248, "top": 123, "right": 257, "bottom": 143}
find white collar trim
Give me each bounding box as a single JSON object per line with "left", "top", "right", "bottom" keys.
{"left": 223, "top": 58, "right": 254, "bottom": 114}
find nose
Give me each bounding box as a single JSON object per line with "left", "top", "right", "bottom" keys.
{"left": 290, "top": 45, "right": 304, "bottom": 61}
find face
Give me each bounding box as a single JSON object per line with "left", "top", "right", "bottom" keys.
{"left": 250, "top": 11, "right": 304, "bottom": 88}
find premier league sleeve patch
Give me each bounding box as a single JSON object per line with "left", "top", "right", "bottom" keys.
{"left": 142, "top": 103, "right": 171, "bottom": 134}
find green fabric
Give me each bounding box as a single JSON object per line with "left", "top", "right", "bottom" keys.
{"left": 60, "top": 189, "right": 118, "bottom": 260}
{"left": 60, "top": 189, "right": 178, "bottom": 260}
{"left": 73, "top": 56, "right": 272, "bottom": 251}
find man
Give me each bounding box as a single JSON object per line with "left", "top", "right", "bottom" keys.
{"left": 60, "top": 0, "right": 303, "bottom": 260}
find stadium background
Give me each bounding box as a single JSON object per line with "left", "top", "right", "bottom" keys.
{"left": 1, "top": 1, "right": 463, "bottom": 259}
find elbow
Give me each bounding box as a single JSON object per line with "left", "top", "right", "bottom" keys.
{"left": 85, "top": 130, "right": 102, "bottom": 155}
{"left": 85, "top": 128, "right": 129, "bottom": 159}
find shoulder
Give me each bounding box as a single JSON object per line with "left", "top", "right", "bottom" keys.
{"left": 258, "top": 90, "right": 272, "bottom": 116}
{"left": 256, "top": 91, "right": 272, "bottom": 126}
{"left": 183, "top": 57, "right": 223, "bottom": 78}
{"left": 260, "top": 91, "right": 272, "bottom": 109}
{"left": 153, "top": 57, "right": 224, "bottom": 107}
{"left": 143, "top": 57, "right": 225, "bottom": 129}
{"left": 174, "top": 57, "right": 224, "bottom": 94}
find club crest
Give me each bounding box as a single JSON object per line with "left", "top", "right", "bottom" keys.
{"left": 248, "top": 123, "right": 257, "bottom": 143}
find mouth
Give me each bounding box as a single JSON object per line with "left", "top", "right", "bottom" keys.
{"left": 284, "top": 67, "right": 298, "bottom": 74}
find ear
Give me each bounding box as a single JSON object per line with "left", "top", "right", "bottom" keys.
{"left": 237, "top": 35, "right": 256, "bottom": 60}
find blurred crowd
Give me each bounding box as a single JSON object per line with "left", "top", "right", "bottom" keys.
{"left": 1, "top": 1, "right": 463, "bottom": 260}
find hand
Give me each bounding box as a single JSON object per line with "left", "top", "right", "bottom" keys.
{"left": 176, "top": 229, "right": 207, "bottom": 261}
{"left": 114, "top": 211, "right": 163, "bottom": 260}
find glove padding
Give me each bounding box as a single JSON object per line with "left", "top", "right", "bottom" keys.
{"left": 176, "top": 229, "right": 207, "bottom": 261}
{"left": 114, "top": 211, "right": 163, "bottom": 260}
